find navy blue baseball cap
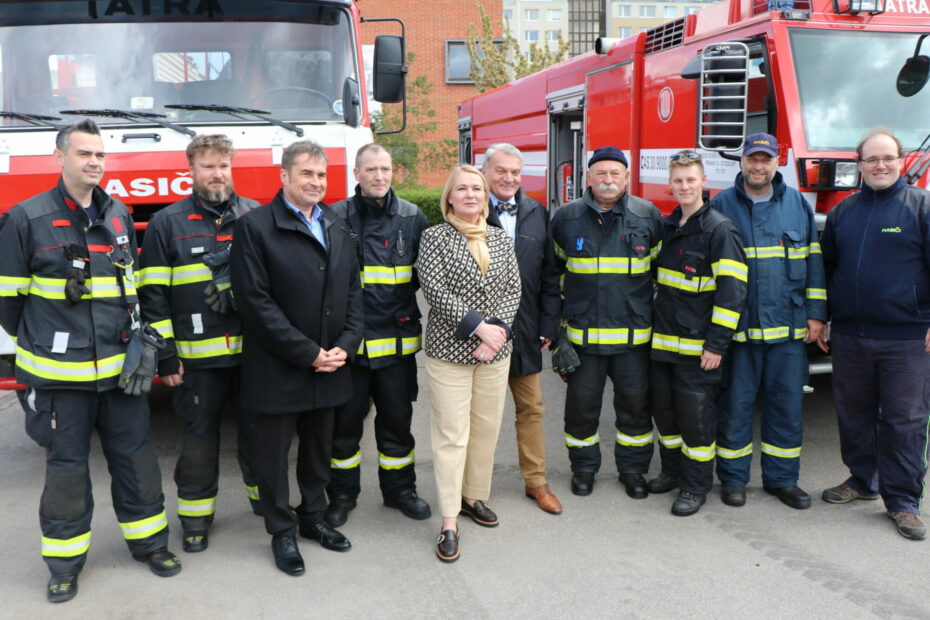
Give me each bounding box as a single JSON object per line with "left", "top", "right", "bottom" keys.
{"left": 588, "top": 146, "right": 628, "bottom": 169}
{"left": 743, "top": 132, "right": 778, "bottom": 157}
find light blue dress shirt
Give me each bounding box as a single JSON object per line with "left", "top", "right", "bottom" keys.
{"left": 282, "top": 196, "right": 327, "bottom": 249}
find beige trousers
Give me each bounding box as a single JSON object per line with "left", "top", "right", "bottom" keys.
{"left": 426, "top": 355, "right": 511, "bottom": 518}
{"left": 509, "top": 372, "right": 548, "bottom": 488}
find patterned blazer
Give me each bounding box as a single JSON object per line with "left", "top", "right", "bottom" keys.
{"left": 418, "top": 222, "right": 522, "bottom": 364}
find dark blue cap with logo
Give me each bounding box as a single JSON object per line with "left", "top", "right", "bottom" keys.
{"left": 743, "top": 132, "right": 778, "bottom": 157}
{"left": 588, "top": 145, "right": 628, "bottom": 169}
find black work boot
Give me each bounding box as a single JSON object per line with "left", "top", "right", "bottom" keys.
{"left": 47, "top": 573, "right": 79, "bottom": 603}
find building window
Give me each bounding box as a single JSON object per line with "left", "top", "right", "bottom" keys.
{"left": 525, "top": 8, "right": 539, "bottom": 21}
{"left": 546, "top": 29, "right": 560, "bottom": 42}
{"left": 525, "top": 30, "right": 540, "bottom": 42}
{"left": 640, "top": 5, "right": 656, "bottom": 17}
{"left": 445, "top": 39, "right": 502, "bottom": 84}
{"left": 547, "top": 8, "right": 563, "bottom": 21}
{"left": 504, "top": 8, "right": 513, "bottom": 21}
{"left": 617, "top": 4, "right": 632, "bottom": 17}
{"left": 618, "top": 27, "right": 632, "bottom": 38}
{"left": 685, "top": 6, "right": 700, "bottom": 13}
{"left": 664, "top": 6, "right": 677, "bottom": 17}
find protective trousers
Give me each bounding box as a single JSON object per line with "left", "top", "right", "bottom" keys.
{"left": 563, "top": 348, "right": 652, "bottom": 475}
{"left": 831, "top": 332, "right": 930, "bottom": 514}
{"left": 172, "top": 367, "right": 259, "bottom": 531}
{"left": 716, "top": 340, "right": 806, "bottom": 487}
{"left": 328, "top": 356, "right": 418, "bottom": 500}
{"left": 23, "top": 388, "right": 169, "bottom": 576}
{"left": 651, "top": 360, "right": 722, "bottom": 494}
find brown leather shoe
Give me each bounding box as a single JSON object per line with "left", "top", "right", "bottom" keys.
{"left": 525, "top": 484, "right": 563, "bottom": 515}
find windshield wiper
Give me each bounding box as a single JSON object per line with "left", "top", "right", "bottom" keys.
{"left": 60, "top": 109, "right": 196, "bottom": 138}
{"left": 0, "top": 111, "right": 64, "bottom": 129}
{"left": 165, "top": 104, "right": 304, "bottom": 137}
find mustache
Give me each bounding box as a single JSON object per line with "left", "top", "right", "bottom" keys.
{"left": 597, "top": 183, "right": 620, "bottom": 192}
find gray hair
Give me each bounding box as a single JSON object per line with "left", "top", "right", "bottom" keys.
{"left": 282, "top": 139, "right": 328, "bottom": 171}
{"left": 354, "top": 143, "right": 390, "bottom": 170}
{"left": 55, "top": 119, "right": 100, "bottom": 152}
{"left": 482, "top": 143, "right": 523, "bottom": 170}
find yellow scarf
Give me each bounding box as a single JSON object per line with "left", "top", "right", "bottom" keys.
{"left": 445, "top": 212, "right": 490, "bottom": 276}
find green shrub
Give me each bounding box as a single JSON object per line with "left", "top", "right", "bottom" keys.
{"left": 397, "top": 188, "right": 444, "bottom": 226}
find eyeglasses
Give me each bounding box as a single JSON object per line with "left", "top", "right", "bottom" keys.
{"left": 859, "top": 156, "right": 900, "bottom": 167}
{"left": 670, "top": 151, "right": 702, "bottom": 162}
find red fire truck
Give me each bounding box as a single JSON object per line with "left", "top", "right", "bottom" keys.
{"left": 0, "top": 0, "right": 406, "bottom": 389}
{"left": 458, "top": 0, "right": 930, "bottom": 216}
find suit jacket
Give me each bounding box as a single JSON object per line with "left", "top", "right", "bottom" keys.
{"left": 487, "top": 189, "right": 560, "bottom": 376}
{"left": 230, "top": 190, "right": 363, "bottom": 413}
{"left": 417, "top": 222, "right": 521, "bottom": 365}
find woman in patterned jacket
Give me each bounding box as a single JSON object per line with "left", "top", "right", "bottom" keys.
{"left": 418, "top": 164, "right": 522, "bottom": 563}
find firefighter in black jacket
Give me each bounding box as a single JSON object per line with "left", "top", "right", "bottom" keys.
{"left": 0, "top": 120, "right": 181, "bottom": 603}
{"left": 138, "top": 134, "right": 260, "bottom": 552}
{"left": 324, "top": 144, "right": 431, "bottom": 526}
{"left": 650, "top": 151, "right": 747, "bottom": 516}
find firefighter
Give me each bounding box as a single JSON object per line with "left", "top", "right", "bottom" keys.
{"left": 137, "top": 134, "right": 260, "bottom": 552}
{"left": 324, "top": 144, "right": 431, "bottom": 527}
{"left": 710, "top": 133, "right": 826, "bottom": 509}
{"left": 649, "top": 151, "right": 747, "bottom": 515}
{"left": 551, "top": 145, "right": 664, "bottom": 498}
{"left": 0, "top": 120, "right": 181, "bottom": 603}
{"left": 482, "top": 143, "right": 563, "bottom": 515}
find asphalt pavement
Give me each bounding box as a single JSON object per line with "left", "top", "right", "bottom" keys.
{"left": 1, "top": 368, "right": 929, "bottom": 619}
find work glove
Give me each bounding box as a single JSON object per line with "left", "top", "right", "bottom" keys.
{"left": 202, "top": 246, "right": 235, "bottom": 314}
{"left": 63, "top": 244, "right": 91, "bottom": 304}
{"left": 551, "top": 325, "right": 581, "bottom": 379}
{"left": 119, "top": 323, "right": 166, "bottom": 396}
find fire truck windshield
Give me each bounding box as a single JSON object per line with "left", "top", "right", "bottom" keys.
{"left": 0, "top": 10, "right": 358, "bottom": 128}
{"left": 790, "top": 29, "right": 930, "bottom": 152}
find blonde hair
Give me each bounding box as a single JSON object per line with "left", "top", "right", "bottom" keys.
{"left": 440, "top": 165, "right": 489, "bottom": 221}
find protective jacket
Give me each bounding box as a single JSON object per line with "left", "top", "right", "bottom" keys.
{"left": 0, "top": 180, "right": 138, "bottom": 391}
{"left": 710, "top": 172, "right": 827, "bottom": 342}
{"left": 331, "top": 186, "right": 427, "bottom": 369}
{"left": 138, "top": 191, "right": 258, "bottom": 374}
{"left": 487, "top": 189, "right": 561, "bottom": 376}
{"left": 822, "top": 177, "right": 930, "bottom": 340}
{"left": 652, "top": 202, "right": 748, "bottom": 362}
{"left": 551, "top": 187, "right": 663, "bottom": 355}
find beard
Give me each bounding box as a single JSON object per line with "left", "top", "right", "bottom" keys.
{"left": 195, "top": 179, "right": 233, "bottom": 205}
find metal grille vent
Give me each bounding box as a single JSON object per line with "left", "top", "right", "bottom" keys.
{"left": 644, "top": 17, "right": 686, "bottom": 54}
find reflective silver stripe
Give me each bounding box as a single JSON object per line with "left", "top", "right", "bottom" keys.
{"left": 564, "top": 432, "right": 599, "bottom": 447}
{"left": 177, "top": 497, "right": 217, "bottom": 516}
{"left": 119, "top": 511, "right": 168, "bottom": 540}
{"left": 41, "top": 531, "right": 92, "bottom": 557}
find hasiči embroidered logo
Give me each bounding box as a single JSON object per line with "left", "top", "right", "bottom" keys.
{"left": 881, "top": 226, "right": 902, "bottom": 233}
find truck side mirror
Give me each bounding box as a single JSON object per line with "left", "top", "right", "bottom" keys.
{"left": 342, "top": 77, "right": 361, "bottom": 127}
{"left": 373, "top": 35, "right": 406, "bottom": 103}
{"left": 897, "top": 34, "right": 930, "bottom": 97}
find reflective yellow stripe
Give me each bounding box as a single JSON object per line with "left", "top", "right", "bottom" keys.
{"left": 744, "top": 245, "right": 810, "bottom": 260}
{"left": 566, "top": 255, "right": 653, "bottom": 275}
{"left": 711, "top": 258, "right": 748, "bottom": 282}
{"left": 809, "top": 241, "right": 822, "bottom": 254}
{"left": 731, "top": 326, "right": 796, "bottom": 342}
{"left": 177, "top": 497, "right": 216, "bottom": 517}
{"left": 41, "top": 531, "right": 92, "bottom": 558}
{"left": 361, "top": 265, "right": 413, "bottom": 286}
{"left": 0, "top": 275, "right": 30, "bottom": 296}
{"left": 564, "top": 432, "right": 599, "bottom": 447}
{"left": 331, "top": 451, "right": 362, "bottom": 469}
{"left": 137, "top": 266, "right": 171, "bottom": 287}
{"left": 401, "top": 335, "right": 422, "bottom": 355}
{"left": 16, "top": 346, "right": 125, "bottom": 382}
{"left": 711, "top": 306, "right": 740, "bottom": 330}
{"left": 806, "top": 288, "right": 827, "bottom": 300}
{"left": 760, "top": 442, "right": 801, "bottom": 458}
{"left": 656, "top": 268, "right": 716, "bottom": 293}
{"left": 682, "top": 441, "right": 716, "bottom": 462}
{"left": 119, "top": 511, "right": 168, "bottom": 540}
{"left": 554, "top": 241, "right": 567, "bottom": 260}
{"left": 716, "top": 443, "right": 753, "bottom": 459}
{"left": 172, "top": 263, "right": 211, "bottom": 285}
{"left": 244, "top": 483, "right": 260, "bottom": 501}
{"left": 175, "top": 335, "right": 242, "bottom": 359}
{"left": 28, "top": 275, "right": 134, "bottom": 300}
{"left": 379, "top": 450, "right": 415, "bottom": 470}
{"left": 357, "top": 335, "right": 422, "bottom": 358}
{"left": 650, "top": 241, "right": 663, "bottom": 261}
{"left": 652, "top": 333, "right": 704, "bottom": 356}
{"left": 615, "top": 429, "right": 654, "bottom": 447}
{"left": 786, "top": 246, "right": 810, "bottom": 259}
{"left": 150, "top": 319, "right": 174, "bottom": 340}
{"left": 659, "top": 434, "right": 682, "bottom": 449}
{"left": 567, "top": 325, "right": 652, "bottom": 346}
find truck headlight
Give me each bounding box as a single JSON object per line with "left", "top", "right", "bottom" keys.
{"left": 833, "top": 161, "right": 859, "bottom": 188}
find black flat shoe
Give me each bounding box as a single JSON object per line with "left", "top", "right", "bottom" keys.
{"left": 459, "top": 499, "right": 499, "bottom": 527}
{"left": 571, "top": 472, "right": 595, "bottom": 496}
{"left": 299, "top": 519, "right": 352, "bottom": 551}
{"left": 47, "top": 573, "right": 78, "bottom": 603}
{"left": 721, "top": 485, "right": 746, "bottom": 507}
{"left": 324, "top": 496, "right": 357, "bottom": 528}
{"left": 618, "top": 473, "right": 648, "bottom": 499}
{"left": 133, "top": 548, "right": 182, "bottom": 577}
{"left": 436, "top": 529, "right": 460, "bottom": 563}
{"left": 271, "top": 534, "right": 305, "bottom": 576}
{"left": 764, "top": 485, "right": 811, "bottom": 510}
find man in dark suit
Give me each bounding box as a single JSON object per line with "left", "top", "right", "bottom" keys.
{"left": 482, "top": 143, "right": 563, "bottom": 514}
{"left": 230, "top": 140, "right": 363, "bottom": 576}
